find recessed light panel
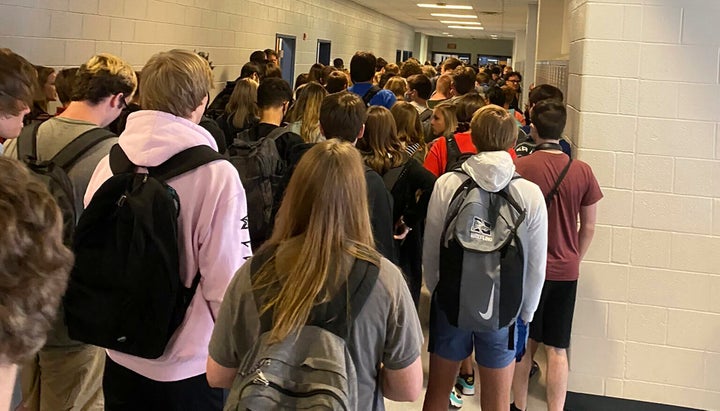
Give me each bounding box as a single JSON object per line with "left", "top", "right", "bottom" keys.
{"left": 417, "top": 4, "right": 473, "bottom": 9}
{"left": 440, "top": 21, "right": 483, "bottom": 25}
{"left": 448, "top": 25, "right": 485, "bottom": 30}
{"left": 430, "top": 13, "right": 477, "bottom": 18}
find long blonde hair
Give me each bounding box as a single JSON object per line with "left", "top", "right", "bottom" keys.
{"left": 225, "top": 78, "right": 259, "bottom": 129}
{"left": 253, "top": 140, "right": 381, "bottom": 343}
{"left": 285, "top": 81, "right": 327, "bottom": 143}
{"left": 356, "top": 106, "right": 407, "bottom": 175}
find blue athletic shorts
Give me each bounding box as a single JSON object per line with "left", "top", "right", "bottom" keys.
{"left": 428, "top": 296, "right": 524, "bottom": 369}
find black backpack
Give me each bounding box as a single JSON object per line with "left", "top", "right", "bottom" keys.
{"left": 444, "top": 133, "right": 474, "bottom": 173}
{"left": 17, "top": 122, "right": 115, "bottom": 245}
{"left": 227, "top": 127, "right": 288, "bottom": 251}
{"left": 64, "top": 144, "right": 226, "bottom": 359}
{"left": 362, "top": 85, "right": 382, "bottom": 107}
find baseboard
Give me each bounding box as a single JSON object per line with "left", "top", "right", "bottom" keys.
{"left": 566, "top": 392, "right": 703, "bottom": 411}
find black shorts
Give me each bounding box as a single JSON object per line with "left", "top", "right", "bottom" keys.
{"left": 529, "top": 280, "right": 577, "bottom": 349}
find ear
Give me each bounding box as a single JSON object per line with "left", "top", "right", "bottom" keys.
{"left": 110, "top": 93, "right": 123, "bottom": 109}
{"left": 352, "top": 124, "right": 365, "bottom": 146}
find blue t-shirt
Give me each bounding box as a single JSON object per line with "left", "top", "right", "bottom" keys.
{"left": 348, "top": 83, "right": 397, "bottom": 109}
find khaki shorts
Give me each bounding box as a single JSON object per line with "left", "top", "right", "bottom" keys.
{"left": 19, "top": 345, "right": 104, "bottom": 411}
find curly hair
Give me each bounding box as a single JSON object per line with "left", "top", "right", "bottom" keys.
{"left": 0, "top": 157, "right": 73, "bottom": 364}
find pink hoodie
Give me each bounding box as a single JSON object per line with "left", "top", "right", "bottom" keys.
{"left": 84, "top": 110, "right": 252, "bottom": 381}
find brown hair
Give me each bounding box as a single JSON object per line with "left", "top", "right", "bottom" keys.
{"left": 253, "top": 140, "right": 380, "bottom": 343}
{"left": 0, "top": 50, "right": 36, "bottom": 116}
{"left": 325, "top": 71, "right": 348, "bottom": 93}
{"left": 391, "top": 102, "right": 425, "bottom": 150}
{"left": 357, "top": 106, "right": 407, "bottom": 175}
{"left": 225, "top": 78, "right": 259, "bottom": 129}
{"left": 501, "top": 85, "right": 515, "bottom": 108}
{"left": 72, "top": 53, "right": 137, "bottom": 105}
{"left": 384, "top": 76, "right": 407, "bottom": 99}
{"left": 33, "top": 66, "right": 55, "bottom": 111}
{"left": 141, "top": 49, "right": 211, "bottom": 118}
{"left": 319, "top": 91, "right": 367, "bottom": 143}
{"left": 55, "top": 67, "right": 79, "bottom": 106}
{"left": 0, "top": 157, "right": 73, "bottom": 363}
{"left": 470, "top": 104, "right": 517, "bottom": 152}
{"left": 435, "top": 74, "right": 452, "bottom": 96}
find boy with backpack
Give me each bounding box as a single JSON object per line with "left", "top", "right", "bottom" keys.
{"left": 511, "top": 100, "right": 601, "bottom": 411}
{"left": 348, "top": 51, "right": 397, "bottom": 109}
{"left": 76, "top": 49, "right": 250, "bottom": 411}
{"left": 4, "top": 53, "right": 136, "bottom": 411}
{"left": 422, "top": 105, "right": 547, "bottom": 411}
{"left": 227, "top": 77, "right": 304, "bottom": 251}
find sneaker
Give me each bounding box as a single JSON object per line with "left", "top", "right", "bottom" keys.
{"left": 449, "top": 387, "right": 463, "bottom": 409}
{"left": 529, "top": 360, "right": 540, "bottom": 379}
{"left": 455, "top": 373, "right": 475, "bottom": 396}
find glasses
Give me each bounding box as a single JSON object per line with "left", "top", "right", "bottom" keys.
{"left": 506, "top": 79, "right": 520, "bottom": 84}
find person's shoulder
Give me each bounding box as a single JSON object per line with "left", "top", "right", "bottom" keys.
{"left": 375, "top": 257, "right": 408, "bottom": 298}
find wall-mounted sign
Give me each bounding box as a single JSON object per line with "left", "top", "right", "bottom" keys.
{"left": 447, "top": 43, "right": 457, "bottom": 49}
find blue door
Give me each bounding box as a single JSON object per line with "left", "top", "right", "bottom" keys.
{"left": 276, "top": 34, "right": 296, "bottom": 88}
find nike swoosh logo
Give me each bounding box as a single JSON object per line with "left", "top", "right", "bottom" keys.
{"left": 479, "top": 284, "right": 495, "bottom": 320}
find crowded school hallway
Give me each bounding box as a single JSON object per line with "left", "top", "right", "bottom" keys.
{"left": 0, "top": 1, "right": 718, "bottom": 410}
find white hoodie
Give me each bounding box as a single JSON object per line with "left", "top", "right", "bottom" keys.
{"left": 422, "top": 150, "right": 547, "bottom": 323}
{"left": 85, "top": 110, "right": 252, "bottom": 381}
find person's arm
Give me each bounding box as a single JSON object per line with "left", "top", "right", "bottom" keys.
{"left": 206, "top": 357, "right": 237, "bottom": 388}
{"left": 578, "top": 202, "right": 598, "bottom": 260}
{"left": 381, "top": 357, "right": 423, "bottom": 402}
{"left": 422, "top": 176, "right": 451, "bottom": 294}
{"left": 519, "top": 183, "right": 548, "bottom": 324}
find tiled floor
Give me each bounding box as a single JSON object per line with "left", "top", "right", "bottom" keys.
{"left": 385, "top": 290, "right": 549, "bottom": 411}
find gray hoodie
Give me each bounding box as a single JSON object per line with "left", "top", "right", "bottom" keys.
{"left": 422, "top": 150, "right": 548, "bottom": 323}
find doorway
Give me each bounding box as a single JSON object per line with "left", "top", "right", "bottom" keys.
{"left": 317, "top": 40, "right": 331, "bottom": 66}
{"left": 276, "top": 34, "right": 296, "bottom": 88}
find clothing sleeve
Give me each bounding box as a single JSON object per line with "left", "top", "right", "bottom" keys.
{"left": 423, "top": 139, "right": 444, "bottom": 178}
{"left": 519, "top": 182, "right": 548, "bottom": 324}
{"left": 381, "top": 260, "right": 423, "bottom": 370}
{"left": 581, "top": 164, "right": 603, "bottom": 206}
{"left": 208, "top": 262, "right": 259, "bottom": 369}
{"left": 366, "top": 170, "right": 397, "bottom": 263}
{"left": 422, "top": 175, "right": 453, "bottom": 294}
{"left": 371, "top": 90, "right": 397, "bottom": 110}
{"left": 198, "top": 169, "right": 253, "bottom": 318}
{"left": 401, "top": 160, "right": 437, "bottom": 229}
{"left": 276, "top": 132, "right": 305, "bottom": 165}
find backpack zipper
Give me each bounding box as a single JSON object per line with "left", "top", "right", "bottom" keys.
{"left": 244, "top": 369, "right": 348, "bottom": 411}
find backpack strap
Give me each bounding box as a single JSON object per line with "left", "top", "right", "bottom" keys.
{"left": 319, "top": 258, "right": 379, "bottom": 340}
{"left": 419, "top": 108, "right": 432, "bottom": 122}
{"left": 16, "top": 121, "right": 42, "bottom": 160}
{"left": 381, "top": 162, "right": 408, "bottom": 192}
{"left": 362, "top": 85, "right": 382, "bottom": 106}
{"left": 544, "top": 157, "right": 573, "bottom": 208}
{"left": 444, "top": 133, "right": 461, "bottom": 173}
{"left": 149, "top": 145, "right": 226, "bottom": 182}
{"left": 52, "top": 127, "right": 116, "bottom": 170}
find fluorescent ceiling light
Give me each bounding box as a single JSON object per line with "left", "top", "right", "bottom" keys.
{"left": 448, "top": 25, "right": 485, "bottom": 30}
{"left": 442, "top": 32, "right": 450, "bottom": 34}
{"left": 430, "top": 13, "right": 477, "bottom": 18}
{"left": 440, "top": 20, "right": 483, "bottom": 25}
{"left": 418, "top": 4, "right": 473, "bottom": 9}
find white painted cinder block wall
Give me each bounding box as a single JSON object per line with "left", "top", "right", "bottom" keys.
{"left": 567, "top": 0, "right": 720, "bottom": 409}
{"left": 0, "top": 0, "right": 414, "bottom": 97}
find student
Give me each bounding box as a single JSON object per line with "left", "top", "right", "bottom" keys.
{"left": 348, "top": 51, "right": 397, "bottom": 109}
{"left": 391, "top": 101, "right": 428, "bottom": 162}
{"left": 427, "top": 103, "right": 457, "bottom": 143}
{"left": 422, "top": 105, "right": 547, "bottom": 411}
{"left": 0, "top": 50, "right": 74, "bottom": 411}
{"left": 358, "top": 106, "right": 436, "bottom": 307}
{"left": 5, "top": 53, "right": 137, "bottom": 411}
{"left": 0, "top": 157, "right": 75, "bottom": 411}
{"left": 84, "top": 49, "right": 251, "bottom": 411}
{"left": 27, "top": 65, "right": 56, "bottom": 123}
{"left": 428, "top": 74, "right": 452, "bottom": 109}
{"left": 207, "top": 139, "right": 423, "bottom": 409}
{"left": 511, "top": 100, "right": 602, "bottom": 411}
{"left": 285, "top": 81, "right": 328, "bottom": 143}
{"left": 215, "top": 78, "right": 259, "bottom": 148}
{"left": 0, "top": 49, "right": 35, "bottom": 150}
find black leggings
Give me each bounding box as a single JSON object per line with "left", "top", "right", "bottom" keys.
{"left": 103, "top": 356, "right": 225, "bottom": 411}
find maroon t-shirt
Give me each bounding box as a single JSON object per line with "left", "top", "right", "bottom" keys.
{"left": 515, "top": 151, "right": 603, "bottom": 281}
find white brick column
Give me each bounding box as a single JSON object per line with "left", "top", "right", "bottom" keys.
{"left": 567, "top": 0, "right": 720, "bottom": 409}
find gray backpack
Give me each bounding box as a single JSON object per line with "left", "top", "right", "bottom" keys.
{"left": 436, "top": 172, "right": 527, "bottom": 332}
{"left": 228, "top": 251, "right": 379, "bottom": 411}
